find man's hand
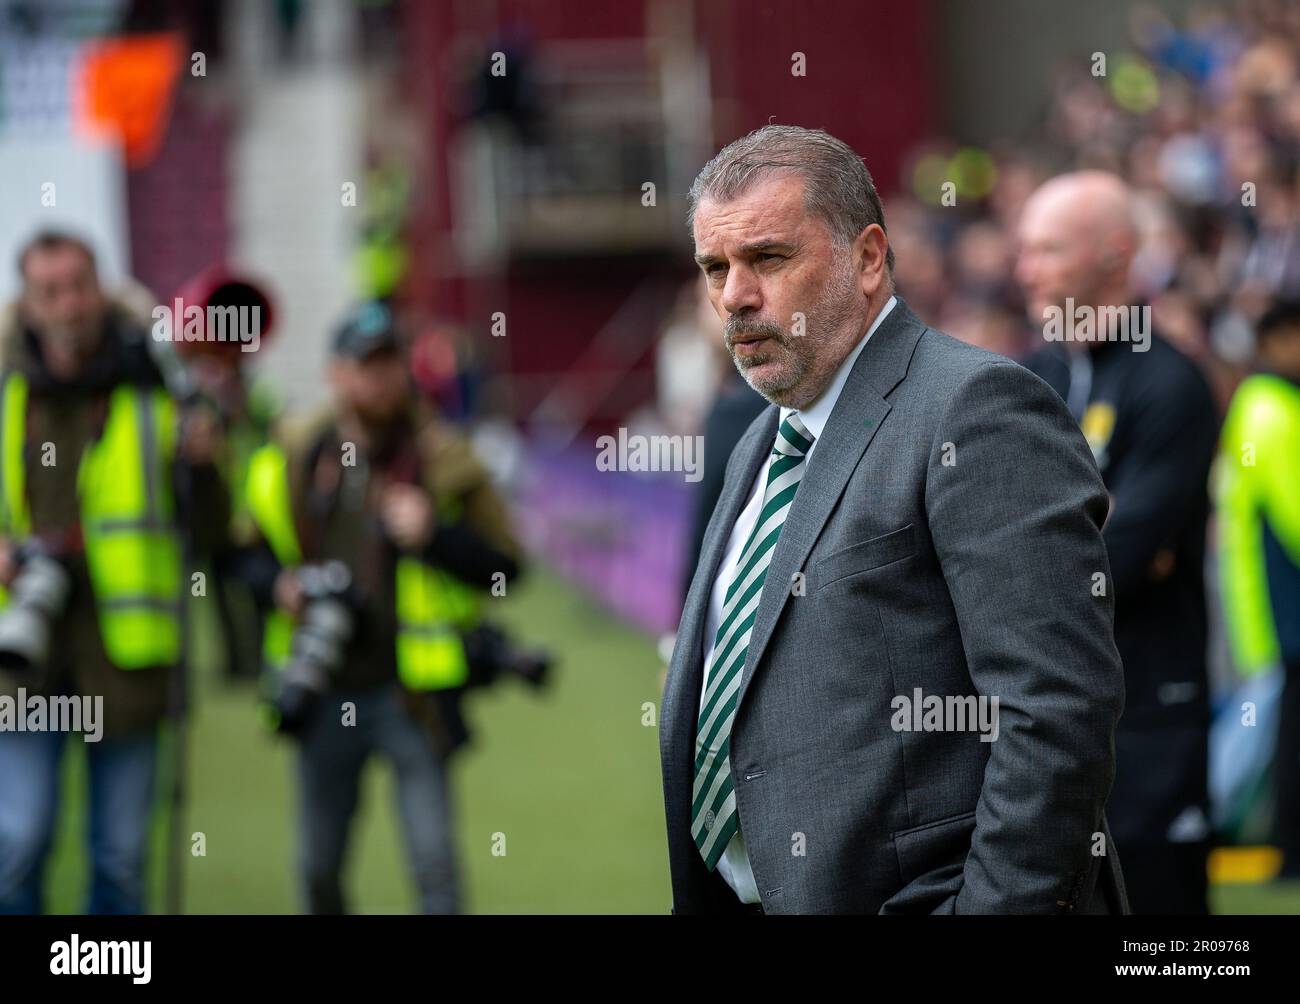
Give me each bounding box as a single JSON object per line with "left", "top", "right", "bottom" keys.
{"left": 380, "top": 483, "right": 436, "bottom": 551}
{"left": 0, "top": 539, "right": 16, "bottom": 588}
{"left": 273, "top": 569, "right": 305, "bottom": 617}
{"left": 179, "top": 408, "right": 222, "bottom": 465}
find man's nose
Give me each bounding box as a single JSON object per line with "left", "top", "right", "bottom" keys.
{"left": 53, "top": 289, "right": 81, "bottom": 319}
{"left": 720, "top": 265, "right": 761, "bottom": 315}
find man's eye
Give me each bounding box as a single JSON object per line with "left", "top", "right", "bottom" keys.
{"left": 756, "top": 253, "right": 783, "bottom": 264}
{"left": 706, "top": 263, "right": 727, "bottom": 275}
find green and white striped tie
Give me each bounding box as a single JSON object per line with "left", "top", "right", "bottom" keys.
{"left": 692, "top": 412, "right": 815, "bottom": 870}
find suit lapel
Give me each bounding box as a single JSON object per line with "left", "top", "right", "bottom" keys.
{"left": 662, "top": 406, "right": 776, "bottom": 802}
{"left": 733, "top": 299, "right": 928, "bottom": 715}
{"left": 676, "top": 407, "right": 777, "bottom": 682}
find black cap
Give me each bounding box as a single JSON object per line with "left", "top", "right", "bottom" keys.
{"left": 332, "top": 301, "right": 401, "bottom": 359}
{"left": 1258, "top": 298, "right": 1300, "bottom": 340}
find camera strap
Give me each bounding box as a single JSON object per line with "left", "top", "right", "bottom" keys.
{"left": 299, "top": 427, "right": 342, "bottom": 565}
{"left": 299, "top": 420, "right": 423, "bottom": 587}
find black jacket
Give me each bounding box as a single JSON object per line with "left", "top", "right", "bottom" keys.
{"left": 1024, "top": 332, "right": 1218, "bottom": 848}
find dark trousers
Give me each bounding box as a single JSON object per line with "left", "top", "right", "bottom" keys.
{"left": 296, "top": 683, "right": 460, "bottom": 914}
{"left": 1276, "top": 659, "right": 1300, "bottom": 876}
{"left": 1119, "top": 842, "right": 1209, "bottom": 915}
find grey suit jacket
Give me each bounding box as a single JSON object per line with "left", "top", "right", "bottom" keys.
{"left": 660, "top": 299, "right": 1130, "bottom": 914}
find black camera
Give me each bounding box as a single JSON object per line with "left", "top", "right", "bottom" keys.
{"left": 461, "top": 622, "right": 552, "bottom": 691}
{"left": 269, "top": 560, "right": 356, "bottom": 735}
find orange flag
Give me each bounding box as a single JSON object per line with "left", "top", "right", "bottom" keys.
{"left": 75, "top": 32, "right": 184, "bottom": 168}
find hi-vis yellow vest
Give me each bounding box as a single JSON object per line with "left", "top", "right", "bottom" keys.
{"left": 244, "top": 441, "right": 474, "bottom": 691}
{"left": 0, "top": 373, "right": 183, "bottom": 668}
{"left": 1217, "top": 373, "right": 1300, "bottom": 674}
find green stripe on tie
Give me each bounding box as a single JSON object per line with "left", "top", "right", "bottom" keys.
{"left": 692, "top": 412, "right": 814, "bottom": 870}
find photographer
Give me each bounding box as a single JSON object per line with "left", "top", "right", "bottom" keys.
{"left": 171, "top": 267, "right": 285, "bottom": 683}
{"left": 242, "top": 301, "right": 531, "bottom": 915}
{"left": 0, "top": 231, "right": 228, "bottom": 915}
{"left": 1217, "top": 299, "right": 1300, "bottom": 876}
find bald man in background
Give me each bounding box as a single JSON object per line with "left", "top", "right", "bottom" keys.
{"left": 1017, "top": 173, "right": 1218, "bottom": 914}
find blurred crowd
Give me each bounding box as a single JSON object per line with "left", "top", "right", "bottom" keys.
{"left": 892, "top": 0, "right": 1300, "bottom": 409}
{"left": 656, "top": 2, "right": 1300, "bottom": 438}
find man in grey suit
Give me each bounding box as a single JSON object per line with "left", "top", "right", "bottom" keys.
{"left": 660, "top": 125, "right": 1130, "bottom": 914}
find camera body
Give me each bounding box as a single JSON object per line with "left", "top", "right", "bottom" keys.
{"left": 0, "top": 541, "right": 74, "bottom": 674}
{"left": 461, "top": 622, "right": 552, "bottom": 691}
{"left": 269, "top": 560, "right": 356, "bottom": 735}
{"left": 267, "top": 558, "right": 552, "bottom": 737}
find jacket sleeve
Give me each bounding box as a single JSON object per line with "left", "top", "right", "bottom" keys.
{"left": 925, "top": 360, "right": 1125, "bottom": 913}
{"left": 1100, "top": 357, "right": 1217, "bottom": 596}
{"left": 424, "top": 425, "right": 524, "bottom": 586}
{"left": 424, "top": 519, "right": 519, "bottom": 587}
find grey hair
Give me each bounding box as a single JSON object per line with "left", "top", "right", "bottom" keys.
{"left": 687, "top": 125, "right": 894, "bottom": 275}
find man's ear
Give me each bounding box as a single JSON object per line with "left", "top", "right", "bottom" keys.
{"left": 1100, "top": 231, "right": 1137, "bottom": 277}
{"left": 853, "top": 224, "right": 889, "bottom": 297}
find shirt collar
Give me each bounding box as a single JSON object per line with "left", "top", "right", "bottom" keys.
{"left": 780, "top": 295, "right": 897, "bottom": 443}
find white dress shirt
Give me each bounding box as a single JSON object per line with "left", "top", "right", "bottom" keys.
{"left": 699, "top": 296, "right": 896, "bottom": 902}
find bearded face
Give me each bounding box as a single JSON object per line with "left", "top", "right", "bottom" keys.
{"left": 21, "top": 244, "right": 107, "bottom": 368}
{"left": 692, "top": 172, "right": 879, "bottom": 410}
{"left": 722, "top": 252, "right": 860, "bottom": 404}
